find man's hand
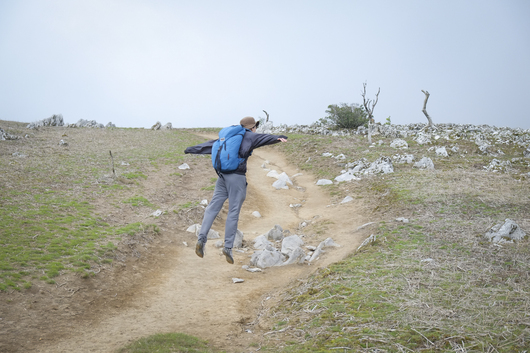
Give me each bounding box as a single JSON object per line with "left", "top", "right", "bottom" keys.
{"left": 277, "top": 138, "right": 287, "bottom": 142}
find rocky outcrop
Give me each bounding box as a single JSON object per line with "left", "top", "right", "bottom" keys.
{"left": 27, "top": 114, "right": 64, "bottom": 129}
{"left": 0, "top": 127, "right": 21, "bottom": 140}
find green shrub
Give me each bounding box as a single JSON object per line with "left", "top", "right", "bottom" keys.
{"left": 321, "top": 103, "right": 368, "bottom": 129}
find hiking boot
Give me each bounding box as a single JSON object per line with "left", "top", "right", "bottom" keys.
{"left": 195, "top": 240, "right": 205, "bottom": 258}
{"left": 222, "top": 247, "right": 234, "bottom": 264}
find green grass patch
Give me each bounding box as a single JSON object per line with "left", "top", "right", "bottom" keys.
{"left": 122, "top": 172, "right": 148, "bottom": 180}
{"left": 123, "top": 196, "right": 155, "bottom": 208}
{"left": 117, "top": 332, "right": 222, "bottom": 353}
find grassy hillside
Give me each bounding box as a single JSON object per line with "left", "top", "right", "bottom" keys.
{"left": 1, "top": 120, "right": 529, "bottom": 352}
{"left": 259, "top": 132, "right": 530, "bottom": 352}
{"left": 1, "top": 120, "right": 205, "bottom": 290}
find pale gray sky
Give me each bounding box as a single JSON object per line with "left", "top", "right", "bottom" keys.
{"left": 1, "top": 0, "right": 529, "bottom": 129}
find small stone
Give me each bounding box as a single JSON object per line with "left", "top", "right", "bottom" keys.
{"left": 232, "top": 278, "right": 245, "bottom": 283}
{"left": 316, "top": 179, "right": 333, "bottom": 186}
{"left": 178, "top": 163, "right": 190, "bottom": 170}
{"left": 341, "top": 196, "right": 354, "bottom": 204}
{"left": 151, "top": 209, "right": 163, "bottom": 217}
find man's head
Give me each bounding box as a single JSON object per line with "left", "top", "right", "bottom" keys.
{"left": 240, "top": 116, "right": 259, "bottom": 131}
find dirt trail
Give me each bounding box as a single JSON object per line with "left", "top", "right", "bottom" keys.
{"left": 35, "top": 145, "right": 368, "bottom": 353}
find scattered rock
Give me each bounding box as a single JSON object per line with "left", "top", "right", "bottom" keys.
{"left": 281, "top": 235, "right": 304, "bottom": 256}
{"left": 484, "top": 219, "right": 526, "bottom": 243}
{"left": 414, "top": 132, "right": 432, "bottom": 145}
{"left": 316, "top": 179, "right": 333, "bottom": 186}
{"left": 395, "top": 217, "right": 409, "bottom": 223}
{"left": 413, "top": 157, "right": 435, "bottom": 170}
{"left": 151, "top": 209, "right": 163, "bottom": 217}
{"left": 151, "top": 121, "right": 162, "bottom": 130}
{"left": 242, "top": 265, "right": 262, "bottom": 273}
{"left": 266, "top": 225, "right": 284, "bottom": 241}
{"left": 390, "top": 138, "right": 408, "bottom": 149}
{"left": 178, "top": 163, "right": 190, "bottom": 170}
{"left": 362, "top": 156, "right": 394, "bottom": 175}
{"left": 309, "top": 237, "right": 340, "bottom": 262}
{"left": 357, "top": 234, "right": 377, "bottom": 251}
{"left": 70, "top": 119, "right": 105, "bottom": 128}
{"left": 253, "top": 234, "right": 273, "bottom": 250}
{"left": 334, "top": 172, "right": 361, "bottom": 182}
{"left": 161, "top": 123, "right": 172, "bottom": 130}
{"left": 484, "top": 159, "right": 512, "bottom": 173}
{"left": 280, "top": 246, "right": 306, "bottom": 266}
{"left": 341, "top": 196, "right": 354, "bottom": 204}
{"left": 186, "top": 224, "right": 200, "bottom": 233}
{"left": 188, "top": 224, "right": 220, "bottom": 239}
{"left": 233, "top": 230, "right": 244, "bottom": 248}
{"left": 1, "top": 127, "right": 21, "bottom": 140}
{"left": 232, "top": 278, "right": 245, "bottom": 283}
{"left": 435, "top": 146, "right": 448, "bottom": 157}
{"left": 250, "top": 244, "right": 285, "bottom": 268}
{"left": 252, "top": 211, "right": 262, "bottom": 218}
{"left": 393, "top": 154, "right": 415, "bottom": 164}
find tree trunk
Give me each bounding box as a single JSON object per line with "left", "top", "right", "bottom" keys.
{"left": 362, "top": 83, "right": 380, "bottom": 145}
{"left": 421, "top": 90, "right": 433, "bottom": 128}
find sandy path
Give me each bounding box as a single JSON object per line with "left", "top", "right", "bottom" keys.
{"left": 36, "top": 145, "right": 368, "bottom": 353}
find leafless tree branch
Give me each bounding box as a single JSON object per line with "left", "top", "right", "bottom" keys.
{"left": 421, "top": 90, "right": 433, "bottom": 128}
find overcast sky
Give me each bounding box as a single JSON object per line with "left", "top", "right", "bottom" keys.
{"left": 1, "top": 0, "right": 529, "bottom": 129}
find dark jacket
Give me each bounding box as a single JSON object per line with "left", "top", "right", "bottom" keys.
{"left": 185, "top": 129, "right": 287, "bottom": 175}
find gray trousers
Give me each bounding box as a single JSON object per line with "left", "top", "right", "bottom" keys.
{"left": 198, "top": 173, "right": 247, "bottom": 249}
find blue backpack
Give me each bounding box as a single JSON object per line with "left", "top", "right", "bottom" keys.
{"left": 212, "top": 125, "right": 247, "bottom": 173}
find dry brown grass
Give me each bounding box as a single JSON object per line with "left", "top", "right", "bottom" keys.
{"left": 261, "top": 131, "right": 530, "bottom": 352}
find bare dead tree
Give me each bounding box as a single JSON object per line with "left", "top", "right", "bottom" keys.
{"left": 421, "top": 90, "right": 434, "bottom": 128}
{"left": 263, "top": 110, "right": 269, "bottom": 122}
{"left": 361, "top": 82, "right": 380, "bottom": 144}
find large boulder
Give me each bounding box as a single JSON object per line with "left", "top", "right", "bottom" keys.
{"left": 250, "top": 244, "right": 285, "bottom": 268}
{"left": 281, "top": 235, "right": 304, "bottom": 256}
{"left": 484, "top": 219, "right": 526, "bottom": 243}
{"left": 253, "top": 234, "right": 273, "bottom": 250}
